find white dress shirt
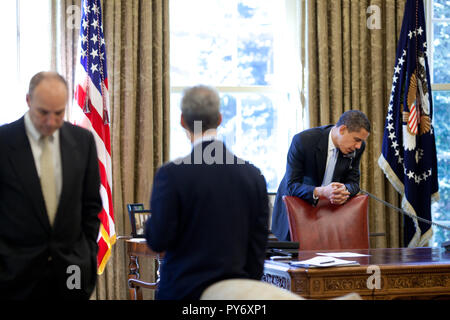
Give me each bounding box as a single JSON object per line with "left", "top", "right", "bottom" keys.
{"left": 24, "top": 112, "right": 63, "bottom": 202}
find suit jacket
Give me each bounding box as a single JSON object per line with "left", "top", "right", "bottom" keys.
{"left": 145, "top": 140, "right": 269, "bottom": 300}
{"left": 272, "top": 125, "right": 365, "bottom": 241}
{"left": 0, "top": 117, "right": 102, "bottom": 299}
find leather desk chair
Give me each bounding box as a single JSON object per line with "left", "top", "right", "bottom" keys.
{"left": 283, "top": 194, "right": 369, "bottom": 250}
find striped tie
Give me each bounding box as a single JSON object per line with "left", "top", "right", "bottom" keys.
{"left": 40, "top": 136, "right": 57, "bottom": 226}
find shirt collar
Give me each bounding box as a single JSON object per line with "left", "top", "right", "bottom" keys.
{"left": 192, "top": 132, "right": 218, "bottom": 149}
{"left": 328, "top": 129, "right": 338, "bottom": 153}
{"left": 24, "top": 112, "right": 59, "bottom": 142}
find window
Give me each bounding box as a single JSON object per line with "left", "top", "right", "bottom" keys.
{"left": 427, "top": 0, "right": 450, "bottom": 246}
{"left": 169, "top": 0, "right": 303, "bottom": 192}
{"left": 0, "top": 0, "right": 51, "bottom": 126}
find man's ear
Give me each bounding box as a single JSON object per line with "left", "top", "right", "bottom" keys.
{"left": 338, "top": 125, "right": 347, "bottom": 135}
{"left": 180, "top": 114, "right": 188, "bottom": 130}
{"left": 217, "top": 113, "right": 222, "bottom": 127}
{"left": 26, "top": 94, "right": 31, "bottom": 108}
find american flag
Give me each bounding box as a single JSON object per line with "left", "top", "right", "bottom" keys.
{"left": 378, "top": 0, "right": 439, "bottom": 247}
{"left": 71, "top": 0, "right": 115, "bottom": 274}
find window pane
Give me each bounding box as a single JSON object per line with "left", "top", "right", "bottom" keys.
{"left": 170, "top": 1, "right": 235, "bottom": 86}
{"left": 433, "top": 0, "right": 450, "bottom": 19}
{"left": 170, "top": 0, "right": 276, "bottom": 86}
{"left": 431, "top": 90, "right": 450, "bottom": 247}
{"left": 0, "top": 1, "right": 19, "bottom": 125}
{"left": 432, "top": 22, "right": 450, "bottom": 83}
{"left": 170, "top": 0, "right": 302, "bottom": 193}
{"left": 237, "top": 1, "right": 274, "bottom": 85}
{"left": 221, "top": 93, "right": 279, "bottom": 191}
{"left": 170, "top": 93, "right": 192, "bottom": 159}
{"left": 19, "top": 0, "right": 51, "bottom": 90}
{"left": 0, "top": 0, "right": 51, "bottom": 126}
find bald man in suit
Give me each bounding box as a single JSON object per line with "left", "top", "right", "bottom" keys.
{"left": 0, "top": 72, "right": 102, "bottom": 299}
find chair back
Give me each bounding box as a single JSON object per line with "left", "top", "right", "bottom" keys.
{"left": 127, "top": 203, "right": 151, "bottom": 238}
{"left": 283, "top": 194, "right": 369, "bottom": 250}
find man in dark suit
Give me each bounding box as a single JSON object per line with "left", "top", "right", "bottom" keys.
{"left": 0, "top": 72, "right": 102, "bottom": 299}
{"left": 145, "top": 85, "right": 269, "bottom": 300}
{"left": 272, "top": 110, "right": 371, "bottom": 241}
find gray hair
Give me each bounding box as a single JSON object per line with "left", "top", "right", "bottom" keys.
{"left": 336, "top": 110, "right": 371, "bottom": 133}
{"left": 181, "top": 85, "right": 221, "bottom": 133}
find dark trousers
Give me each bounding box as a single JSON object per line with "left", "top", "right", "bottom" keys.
{"left": 29, "top": 260, "right": 58, "bottom": 300}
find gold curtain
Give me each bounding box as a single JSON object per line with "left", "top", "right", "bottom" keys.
{"left": 304, "top": 0, "right": 407, "bottom": 248}
{"left": 50, "top": 0, "right": 79, "bottom": 116}
{"left": 51, "top": 0, "right": 170, "bottom": 299}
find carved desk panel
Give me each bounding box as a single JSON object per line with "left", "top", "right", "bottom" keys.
{"left": 263, "top": 248, "right": 450, "bottom": 300}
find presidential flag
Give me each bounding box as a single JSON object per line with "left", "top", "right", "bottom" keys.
{"left": 71, "top": 0, "right": 115, "bottom": 274}
{"left": 378, "top": 0, "right": 439, "bottom": 247}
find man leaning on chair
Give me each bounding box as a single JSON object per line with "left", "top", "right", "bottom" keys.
{"left": 272, "top": 110, "right": 371, "bottom": 241}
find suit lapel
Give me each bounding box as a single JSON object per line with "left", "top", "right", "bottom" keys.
{"left": 332, "top": 151, "right": 352, "bottom": 181}
{"left": 332, "top": 151, "right": 344, "bottom": 181}
{"left": 8, "top": 118, "right": 51, "bottom": 232}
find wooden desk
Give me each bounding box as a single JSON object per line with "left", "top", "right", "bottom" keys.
{"left": 263, "top": 247, "right": 450, "bottom": 300}
{"left": 126, "top": 238, "right": 161, "bottom": 300}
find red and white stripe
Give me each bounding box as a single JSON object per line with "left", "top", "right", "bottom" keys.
{"left": 408, "top": 102, "right": 418, "bottom": 135}
{"left": 71, "top": 61, "right": 115, "bottom": 275}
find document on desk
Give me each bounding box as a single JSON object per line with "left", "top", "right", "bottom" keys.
{"left": 290, "top": 256, "right": 359, "bottom": 268}
{"left": 316, "top": 252, "right": 370, "bottom": 258}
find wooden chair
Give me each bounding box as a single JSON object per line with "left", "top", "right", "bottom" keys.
{"left": 283, "top": 194, "right": 369, "bottom": 250}
{"left": 126, "top": 203, "right": 162, "bottom": 299}
{"left": 127, "top": 203, "right": 151, "bottom": 238}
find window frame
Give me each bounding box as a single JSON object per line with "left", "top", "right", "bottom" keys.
{"left": 169, "top": 0, "right": 304, "bottom": 193}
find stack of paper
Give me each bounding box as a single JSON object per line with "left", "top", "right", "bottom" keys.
{"left": 289, "top": 256, "right": 359, "bottom": 268}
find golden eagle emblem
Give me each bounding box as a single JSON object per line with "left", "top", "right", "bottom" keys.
{"left": 402, "top": 52, "right": 431, "bottom": 151}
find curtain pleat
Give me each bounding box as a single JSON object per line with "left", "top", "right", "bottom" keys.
{"left": 50, "top": 0, "right": 79, "bottom": 116}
